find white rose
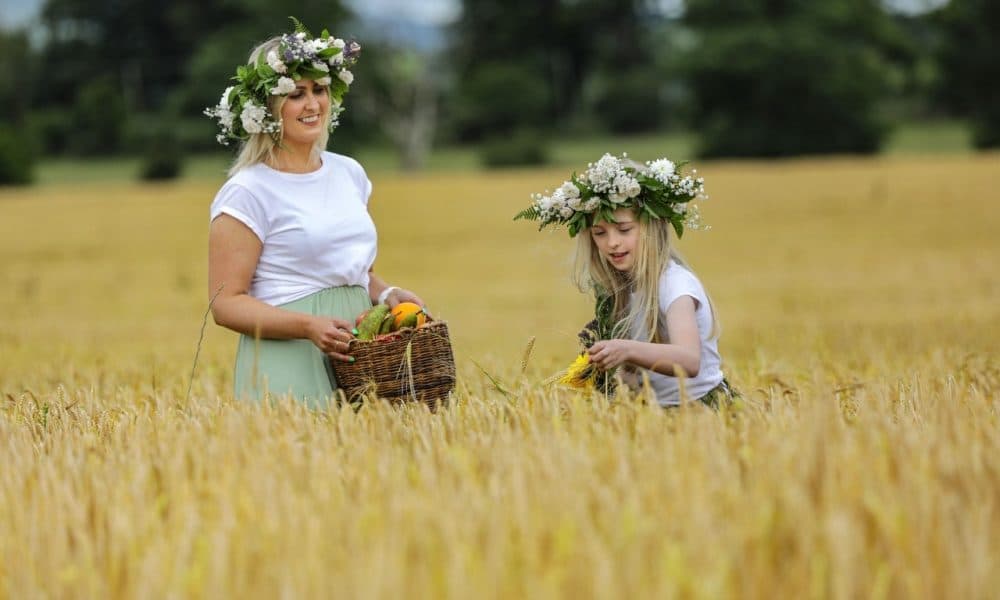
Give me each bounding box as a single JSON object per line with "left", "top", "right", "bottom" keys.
{"left": 332, "top": 38, "right": 346, "bottom": 49}
{"left": 240, "top": 103, "right": 266, "bottom": 134}
{"left": 559, "top": 181, "right": 580, "bottom": 199}
{"left": 242, "top": 117, "right": 262, "bottom": 134}
{"left": 626, "top": 180, "right": 641, "bottom": 198}
{"left": 317, "top": 76, "right": 332, "bottom": 86}
{"left": 266, "top": 50, "right": 287, "bottom": 74}
{"left": 312, "top": 61, "right": 330, "bottom": 72}
{"left": 219, "top": 86, "right": 234, "bottom": 108}
{"left": 338, "top": 69, "right": 354, "bottom": 85}
{"left": 269, "top": 76, "right": 296, "bottom": 95}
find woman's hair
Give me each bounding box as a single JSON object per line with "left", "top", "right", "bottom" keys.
{"left": 572, "top": 209, "right": 719, "bottom": 343}
{"left": 228, "top": 37, "right": 332, "bottom": 176}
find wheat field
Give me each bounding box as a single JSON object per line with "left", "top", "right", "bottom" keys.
{"left": 1, "top": 154, "right": 998, "bottom": 598}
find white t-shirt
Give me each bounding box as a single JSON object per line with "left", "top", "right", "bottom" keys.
{"left": 209, "top": 151, "right": 376, "bottom": 306}
{"left": 623, "top": 260, "right": 724, "bottom": 406}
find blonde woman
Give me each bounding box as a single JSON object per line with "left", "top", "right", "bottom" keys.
{"left": 205, "top": 21, "right": 422, "bottom": 407}
{"left": 517, "top": 154, "right": 735, "bottom": 408}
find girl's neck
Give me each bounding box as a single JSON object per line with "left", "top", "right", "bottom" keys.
{"left": 270, "top": 144, "right": 321, "bottom": 174}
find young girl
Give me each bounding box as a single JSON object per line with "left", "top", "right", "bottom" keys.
{"left": 516, "top": 153, "right": 734, "bottom": 408}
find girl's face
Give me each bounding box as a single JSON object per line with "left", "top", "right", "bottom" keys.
{"left": 280, "top": 78, "right": 330, "bottom": 149}
{"left": 590, "top": 207, "right": 639, "bottom": 272}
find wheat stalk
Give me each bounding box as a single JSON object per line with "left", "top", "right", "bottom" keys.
{"left": 186, "top": 283, "right": 224, "bottom": 403}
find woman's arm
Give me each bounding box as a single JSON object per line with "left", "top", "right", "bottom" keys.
{"left": 588, "top": 295, "right": 702, "bottom": 377}
{"left": 208, "top": 214, "right": 355, "bottom": 362}
{"left": 367, "top": 268, "right": 425, "bottom": 308}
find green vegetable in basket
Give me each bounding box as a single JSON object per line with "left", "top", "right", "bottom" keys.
{"left": 356, "top": 304, "right": 390, "bottom": 341}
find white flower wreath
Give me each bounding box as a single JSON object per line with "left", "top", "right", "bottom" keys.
{"left": 204, "top": 17, "right": 361, "bottom": 145}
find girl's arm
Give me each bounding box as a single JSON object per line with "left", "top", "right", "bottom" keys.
{"left": 208, "top": 214, "right": 355, "bottom": 362}
{"left": 588, "top": 295, "right": 702, "bottom": 377}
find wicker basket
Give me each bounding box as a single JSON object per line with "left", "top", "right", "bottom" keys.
{"left": 331, "top": 320, "right": 456, "bottom": 409}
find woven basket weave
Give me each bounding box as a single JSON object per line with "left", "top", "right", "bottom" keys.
{"left": 331, "top": 320, "right": 456, "bottom": 409}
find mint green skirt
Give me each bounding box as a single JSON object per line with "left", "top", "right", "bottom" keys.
{"left": 234, "top": 285, "right": 372, "bottom": 409}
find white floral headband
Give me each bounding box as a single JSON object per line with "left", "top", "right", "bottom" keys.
{"left": 204, "top": 17, "right": 360, "bottom": 145}
{"left": 515, "top": 153, "right": 708, "bottom": 238}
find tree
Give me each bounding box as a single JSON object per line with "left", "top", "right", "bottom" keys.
{"left": 31, "top": 0, "right": 351, "bottom": 155}
{"left": 353, "top": 45, "right": 440, "bottom": 170}
{"left": 682, "top": 0, "right": 907, "bottom": 158}
{"left": 447, "top": 0, "right": 670, "bottom": 142}
{"left": 934, "top": 0, "right": 1000, "bottom": 148}
{"left": 0, "top": 31, "right": 37, "bottom": 184}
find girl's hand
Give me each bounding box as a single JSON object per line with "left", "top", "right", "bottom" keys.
{"left": 588, "top": 339, "right": 634, "bottom": 370}
{"left": 385, "top": 288, "right": 425, "bottom": 309}
{"left": 307, "top": 316, "right": 356, "bottom": 363}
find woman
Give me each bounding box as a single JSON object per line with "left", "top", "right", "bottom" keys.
{"left": 205, "top": 22, "right": 422, "bottom": 407}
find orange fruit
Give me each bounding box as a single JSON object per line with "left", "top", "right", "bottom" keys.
{"left": 390, "top": 302, "right": 425, "bottom": 330}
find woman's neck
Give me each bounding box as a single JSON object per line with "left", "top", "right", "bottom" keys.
{"left": 270, "top": 144, "right": 321, "bottom": 173}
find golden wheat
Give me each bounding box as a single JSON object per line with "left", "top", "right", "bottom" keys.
{"left": 0, "top": 154, "right": 997, "bottom": 598}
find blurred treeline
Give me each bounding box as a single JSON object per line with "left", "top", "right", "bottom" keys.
{"left": 0, "top": 0, "right": 997, "bottom": 184}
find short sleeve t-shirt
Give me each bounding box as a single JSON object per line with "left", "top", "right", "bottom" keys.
{"left": 209, "top": 151, "right": 376, "bottom": 306}
{"left": 625, "top": 260, "right": 724, "bottom": 406}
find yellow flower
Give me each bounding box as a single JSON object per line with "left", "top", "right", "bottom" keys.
{"left": 558, "top": 353, "right": 596, "bottom": 389}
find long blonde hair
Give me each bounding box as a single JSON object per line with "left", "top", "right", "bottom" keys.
{"left": 228, "top": 37, "right": 332, "bottom": 177}
{"left": 572, "top": 210, "right": 719, "bottom": 343}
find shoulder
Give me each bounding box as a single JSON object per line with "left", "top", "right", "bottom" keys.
{"left": 213, "top": 175, "right": 258, "bottom": 207}
{"left": 323, "top": 151, "right": 372, "bottom": 200}
{"left": 323, "top": 151, "right": 367, "bottom": 177}
{"left": 658, "top": 261, "right": 706, "bottom": 311}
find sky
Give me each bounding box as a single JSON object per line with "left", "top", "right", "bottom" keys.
{"left": 0, "top": 0, "right": 950, "bottom": 31}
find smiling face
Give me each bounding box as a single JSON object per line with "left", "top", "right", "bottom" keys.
{"left": 279, "top": 78, "right": 330, "bottom": 151}
{"left": 589, "top": 207, "right": 640, "bottom": 272}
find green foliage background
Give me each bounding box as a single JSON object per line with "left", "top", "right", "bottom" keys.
{"left": 0, "top": 0, "right": 996, "bottom": 183}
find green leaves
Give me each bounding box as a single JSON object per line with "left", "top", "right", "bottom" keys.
{"left": 289, "top": 16, "right": 312, "bottom": 37}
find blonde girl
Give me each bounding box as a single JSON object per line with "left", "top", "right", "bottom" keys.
{"left": 517, "top": 153, "right": 733, "bottom": 407}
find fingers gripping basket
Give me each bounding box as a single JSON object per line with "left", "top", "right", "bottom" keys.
{"left": 332, "top": 320, "right": 456, "bottom": 408}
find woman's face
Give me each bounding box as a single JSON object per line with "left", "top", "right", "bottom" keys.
{"left": 590, "top": 207, "right": 639, "bottom": 272}
{"left": 280, "top": 78, "right": 330, "bottom": 149}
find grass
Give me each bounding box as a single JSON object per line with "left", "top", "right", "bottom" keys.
{"left": 31, "top": 119, "right": 971, "bottom": 185}
{"left": 1, "top": 152, "right": 998, "bottom": 598}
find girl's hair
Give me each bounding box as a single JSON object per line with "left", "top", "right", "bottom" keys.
{"left": 228, "top": 37, "right": 332, "bottom": 177}
{"left": 572, "top": 210, "right": 719, "bottom": 343}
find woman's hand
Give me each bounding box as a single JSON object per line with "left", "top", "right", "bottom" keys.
{"left": 588, "top": 339, "right": 634, "bottom": 370}
{"left": 385, "top": 288, "right": 425, "bottom": 309}
{"left": 306, "top": 316, "right": 356, "bottom": 363}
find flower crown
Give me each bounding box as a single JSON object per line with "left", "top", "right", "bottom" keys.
{"left": 204, "top": 17, "right": 361, "bottom": 146}
{"left": 514, "top": 153, "right": 708, "bottom": 238}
